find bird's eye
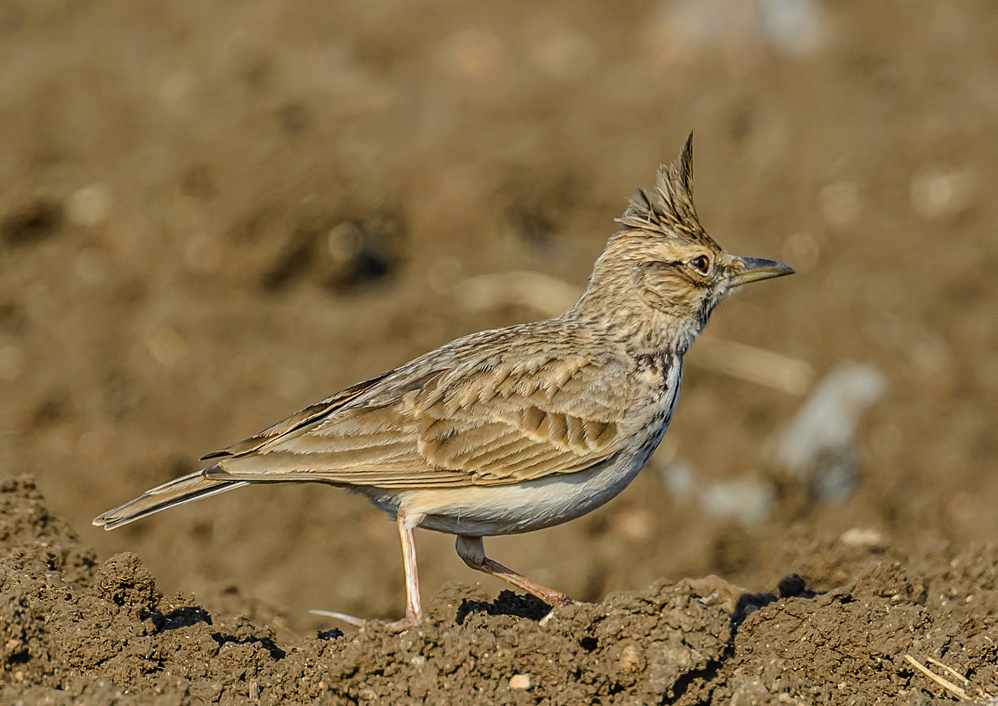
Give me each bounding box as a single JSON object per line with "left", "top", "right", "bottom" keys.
{"left": 689, "top": 255, "right": 711, "bottom": 274}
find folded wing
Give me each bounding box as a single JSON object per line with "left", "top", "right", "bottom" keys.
{"left": 206, "top": 354, "right": 630, "bottom": 488}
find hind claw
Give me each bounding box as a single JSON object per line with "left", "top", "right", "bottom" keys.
{"left": 309, "top": 609, "right": 368, "bottom": 627}
{"left": 310, "top": 609, "right": 422, "bottom": 632}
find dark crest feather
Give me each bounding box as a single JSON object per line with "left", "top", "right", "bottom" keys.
{"left": 615, "top": 132, "right": 715, "bottom": 247}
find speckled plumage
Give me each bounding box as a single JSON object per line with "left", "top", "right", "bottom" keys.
{"left": 94, "top": 134, "right": 793, "bottom": 627}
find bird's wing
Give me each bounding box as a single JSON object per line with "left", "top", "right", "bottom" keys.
{"left": 200, "top": 371, "right": 394, "bottom": 460}
{"left": 203, "top": 353, "right": 633, "bottom": 489}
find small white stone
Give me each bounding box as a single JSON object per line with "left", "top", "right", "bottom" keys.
{"left": 910, "top": 165, "right": 975, "bottom": 219}
{"left": 327, "top": 223, "right": 363, "bottom": 265}
{"left": 839, "top": 527, "right": 886, "bottom": 549}
{"left": 619, "top": 644, "right": 645, "bottom": 672}
{"left": 700, "top": 479, "right": 774, "bottom": 527}
{"left": 612, "top": 508, "right": 654, "bottom": 542}
{"left": 67, "top": 184, "right": 112, "bottom": 227}
{"left": 659, "top": 459, "right": 695, "bottom": 497}
{"left": 509, "top": 674, "right": 531, "bottom": 691}
{"left": 756, "top": 0, "right": 830, "bottom": 55}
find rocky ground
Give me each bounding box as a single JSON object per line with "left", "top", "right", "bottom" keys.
{"left": 1, "top": 0, "right": 997, "bottom": 703}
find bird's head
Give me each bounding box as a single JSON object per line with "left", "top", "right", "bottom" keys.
{"left": 574, "top": 133, "right": 793, "bottom": 351}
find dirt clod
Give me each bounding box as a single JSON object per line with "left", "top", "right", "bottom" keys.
{"left": 94, "top": 552, "right": 159, "bottom": 609}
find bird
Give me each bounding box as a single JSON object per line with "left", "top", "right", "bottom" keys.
{"left": 94, "top": 134, "right": 793, "bottom": 629}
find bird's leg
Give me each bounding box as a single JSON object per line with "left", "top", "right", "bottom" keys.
{"left": 311, "top": 508, "right": 424, "bottom": 630}
{"left": 455, "top": 535, "right": 575, "bottom": 622}
{"left": 396, "top": 508, "right": 424, "bottom": 626}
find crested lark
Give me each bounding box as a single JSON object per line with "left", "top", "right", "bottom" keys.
{"left": 94, "top": 135, "right": 793, "bottom": 628}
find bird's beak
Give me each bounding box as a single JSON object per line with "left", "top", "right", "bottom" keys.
{"left": 730, "top": 257, "right": 795, "bottom": 286}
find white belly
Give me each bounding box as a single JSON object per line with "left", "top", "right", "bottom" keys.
{"left": 357, "top": 451, "right": 647, "bottom": 536}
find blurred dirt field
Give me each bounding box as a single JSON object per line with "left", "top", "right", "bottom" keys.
{"left": 2, "top": 0, "right": 997, "bottom": 703}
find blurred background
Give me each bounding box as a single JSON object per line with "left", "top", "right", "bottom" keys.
{"left": 0, "top": 0, "right": 995, "bottom": 630}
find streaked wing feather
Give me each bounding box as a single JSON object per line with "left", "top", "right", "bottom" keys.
{"left": 201, "top": 372, "right": 394, "bottom": 460}
{"left": 207, "top": 352, "right": 631, "bottom": 489}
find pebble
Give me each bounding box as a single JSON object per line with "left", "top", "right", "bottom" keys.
{"left": 756, "top": 0, "right": 829, "bottom": 55}
{"left": 700, "top": 479, "right": 774, "bottom": 527}
{"left": 658, "top": 459, "right": 695, "bottom": 498}
{"left": 611, "top": 507, "right": 654, "bottom": 542}
{"left": 910, "top": 165, "right": 976, "bottom": 219}
{"left": 839, "top": 527, "right": 886, "bottom": 549}
{"left": 619, "top": 644, "right": 645, "bottom": 672}
{"left": 66, "top": 183, "right": 112, "bottom": 227}
{"left": 509, "top": 674, "right": 532, "bottom": 691}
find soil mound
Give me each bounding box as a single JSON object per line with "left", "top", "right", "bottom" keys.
{"left": 2, "top": 476, "right": 997, "bottom": 705}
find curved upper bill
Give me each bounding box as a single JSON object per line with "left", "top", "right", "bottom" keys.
{"left": 730, "top": 257, "right": 795, "bottom": 286}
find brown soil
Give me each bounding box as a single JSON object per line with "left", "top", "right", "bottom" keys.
{"left": 5, "top": 476, "right": 998, "bottom": 705}
{"left": 2, "top": 0, "right": 997, "bottom": 703}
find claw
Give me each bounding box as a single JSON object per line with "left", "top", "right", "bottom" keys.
{"left": 309, "top": 609, "right": 368, "bottom": 627}
{"left": 310, "top": 609, "right": 422, "bottom": 632}
{"left": 538, "top": 597, "right": 580, "bottom": 626}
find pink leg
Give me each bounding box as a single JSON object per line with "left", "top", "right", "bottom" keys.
{"left": 397, "top": 509, "right": 423, "bottom": 625}
{"left": 455, "top": 535, "right": 574, "bottom": 608}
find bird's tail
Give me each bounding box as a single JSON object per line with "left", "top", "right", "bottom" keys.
{"left": 92, "top": 467, "right": 249, "bottom": 531}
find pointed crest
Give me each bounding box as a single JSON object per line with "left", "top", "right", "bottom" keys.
{"left": 615, "top": 132, "right": 716, "bottom": 247}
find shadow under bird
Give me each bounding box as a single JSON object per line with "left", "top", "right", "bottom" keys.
{"left": 94, "top": 135, "right": 793, "bottom": 628}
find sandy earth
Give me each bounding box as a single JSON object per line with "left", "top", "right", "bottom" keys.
{"left": 2, "top": 0, "right": 997, "bottom": 703}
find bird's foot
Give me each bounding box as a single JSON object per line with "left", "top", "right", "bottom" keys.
{"left": 310, "top": 609, "right": 422, "bottom": 632}
{"left": 538, "top": 594, "right": 580, "bottom": 626}
{"left": 383, "top": 616, "right": 423, "bottom": 632}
